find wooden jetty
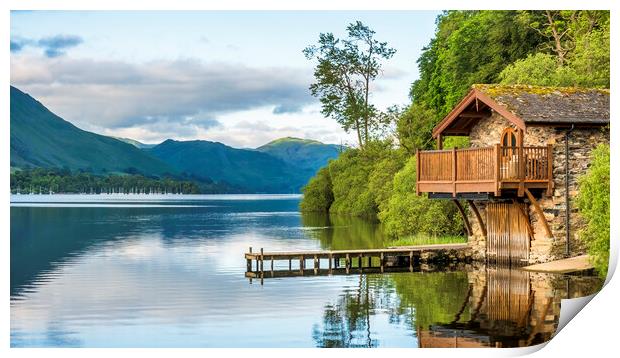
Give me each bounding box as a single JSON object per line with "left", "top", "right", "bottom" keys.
{"left": 244, "top": 243, "right": 468, "bottom": 284}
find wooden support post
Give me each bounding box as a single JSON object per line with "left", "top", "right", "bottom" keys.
{"left": 260, "top": 248, "right": 264, "bottom": 273}
{"left": 525, "top": 188, "right": 553, "bottom": 239}
{"left": 314, "top": 255, "right": 318, "bottom": 275}
{"left": 300, "top": 255, "right": 304, "bottom": 275}
{"left": 247, "top": 247, "right": 252, "bottom": 272}
{"left": 546, "top": 143, "right": 553, "bottom": 197}
{"left": 329, "top": 253, "right": 333, "bottom": 273}
{"left": 368, "top": 256, "right": 371, "bottom": 268}
{"left": 288, "top": 258, "right": 292, "bottom": 271}
{"left": 452, "top": 199, "right": 473, "bottom": 236}
{"left": 380, "top": 252, "right": 384, "bottom": 273}
{"left": 437, "top": 133, "right": 443, "bottom": 150}
{"left": 270, "top": 255, "right": 274, "bottom": 273}
{"left": 452, "top": 147, "right": 457, "bottom": 197}
{"left": 346, "top": 253, "right": 350, "bottom": 274}
{"left": 409, "top": 251, "right": 414, "bottom": 272}
{"left": 467, "top": 200, "right": 486, "bottom": 237}
{"left": 359, "top": 254, "right": 363, "bottom": 272}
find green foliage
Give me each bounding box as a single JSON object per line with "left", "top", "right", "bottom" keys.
{"left": 499, "top": 53, "right": 579, "bottom": 86}
{"left": 410, "top": 11, "right": 543, "bottom": 117}
{"left": 304, "top": 21, "right": 396, "bottom": 149}
{"left": 328, "top": 142, "right": 396, "bottom": 217}
{"left": 576, "top": 144, "right": 610, "bottom": 277}
{"left": 300, "top": 167, "right": 334, "bottom": 212}
{"left": 10, "top": 168, "right": 205, "bottom": 194}
{"left": 379, "top": 157, "right": 464, "bottom": 238}
{"left": 500, "top": 11, "right": 609, "bottom": 88}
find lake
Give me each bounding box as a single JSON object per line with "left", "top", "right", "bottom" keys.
{"left": 10, "top": 194, "right": 602, "bottom": 348}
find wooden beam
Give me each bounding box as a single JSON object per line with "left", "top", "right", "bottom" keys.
{"left": 452, "top": 200, "right": 473, "bottom": 236}
{"left": 512, "top": 198, "right": 534, "bottom": 240}
{"left": 466, "top": 200, "right": 487, "bottom": 237}
{"left": 524, "top": 188, "right": 553, "bottom": 239}
{"left": 473, "top": 89, "right": 527, "bottom": 131}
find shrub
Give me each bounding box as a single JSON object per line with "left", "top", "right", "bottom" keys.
{"left": 576, "top": 144, "right": 610, "bottom": 277}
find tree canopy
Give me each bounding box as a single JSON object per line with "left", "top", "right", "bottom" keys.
{"left": 304, "top": 21, "right": 396, "bottom": 149}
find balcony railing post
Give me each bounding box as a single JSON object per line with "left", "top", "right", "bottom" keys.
{"left": 546, "top": 143, "right": 553, "bottom": 196}
{"left": 518, "top": 142, "right": 525, "bottom": 197}
{"left": 452, "top": 148, "right": 457, "bottom": 197}
{"left": 416, "top": 149, "right": 420, "bottom": 196}
{"left": 494, "top": 144, "right": 500, "bottom": 196}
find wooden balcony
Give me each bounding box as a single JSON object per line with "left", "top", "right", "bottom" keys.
{"left": 416, "top": 144, "right": 553, "bottom": 198}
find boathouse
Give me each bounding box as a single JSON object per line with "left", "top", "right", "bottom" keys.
{"left": 416, "top": 84, "right": 610, "bottom": 264}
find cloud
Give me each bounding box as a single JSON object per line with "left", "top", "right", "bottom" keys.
{"left": 11, "top": 55, "right": 316, "bottom": 140}
{"left": 37, "top": 35, "right": 83, "bottom": 57}
{"left": 10, "top": 34, "right": 83, "bottom": 57}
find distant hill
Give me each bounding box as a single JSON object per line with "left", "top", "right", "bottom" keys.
{"left": 113, "top": 137, "right": 157, "bottom": 149}
{"left": 149, "top": 139, "right": 312, "bottom": 193}
{"left": 10, "top": 86, "right": 342, "bottom": 193}
{"left": 10, "top": 86, "right": 175, "bottom": 176}
{"left": 256, "top": 137, "right": 342, "bottom": 173}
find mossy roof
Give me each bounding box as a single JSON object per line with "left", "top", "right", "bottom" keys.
{"left": 473, "top": 84, "right": 610, "bottom": 125}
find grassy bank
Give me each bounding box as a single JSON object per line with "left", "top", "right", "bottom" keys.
{"left": 389, "top": 235, "right": 467, "bottom": 247}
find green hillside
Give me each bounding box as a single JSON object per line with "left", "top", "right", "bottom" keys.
{"left": 149, "top": 139, "right": 313, "bottom": 193}
{"left": 112, "top": 137, "right": 157, "bottom": 149}
{"left": 10, "top": 86, "right": 175, "bottom": 176}
{"left": 256, "top": 137, "right": 342, "bottom": 172}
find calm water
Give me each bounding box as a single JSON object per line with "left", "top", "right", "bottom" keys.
{"left": 10, "top": 194, "right": 602, "bottom": 348}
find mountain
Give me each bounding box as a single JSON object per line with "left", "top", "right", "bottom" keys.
{"left": 10, "top": 86, "right": 175, "bottom": 176}
{"left": 113, "top": 137, "right": 157, "bottom": 149}
{"left": 256, "top": 137, "right": 342, "bottom": 172}
{"left": 149, "top": 139, "right": 311, "bottom": 193}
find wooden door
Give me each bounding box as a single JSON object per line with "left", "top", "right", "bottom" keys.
{"left": 486, "top": 202, "right": 530, "bottom": 265}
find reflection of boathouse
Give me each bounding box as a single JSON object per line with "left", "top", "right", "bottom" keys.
{"left": 416, "top": 85, "right": 610, "bottom": 264}
{"left": 417, "top": 267, "right": 601, "bottom": 348}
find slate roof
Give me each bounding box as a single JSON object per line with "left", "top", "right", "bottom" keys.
{"left": 473, "top": 84, "right": 610, "bottom": 125}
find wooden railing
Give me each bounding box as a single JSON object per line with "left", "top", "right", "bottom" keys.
{"left": 416, "top": 144, "right": 553, "bottom": 196}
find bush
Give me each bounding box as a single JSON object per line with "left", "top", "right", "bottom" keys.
{"left": 576, "top": 144, "right": 610, "bottom": 277}
{"left": 379, "top": 157, "right": 464, "bottom": 238}
{"left": 300, "top": 166, "right": 333, "bottom": 212}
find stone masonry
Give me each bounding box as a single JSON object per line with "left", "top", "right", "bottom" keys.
{"left": 466, "top": 111, "right": 609, "bottom": 263}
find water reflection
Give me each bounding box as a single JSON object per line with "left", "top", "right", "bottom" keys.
{"left": 10, "top": 198, "right": 603, "bottom": 347}
{"left": 312, "top": 266, "right": 602, "bottom": 348}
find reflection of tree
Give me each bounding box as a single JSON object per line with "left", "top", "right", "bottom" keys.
{"left": 301, "top": 212, "right": 387, "bottom": 250}
{"left": 390, "top": 271, "right": 472, "bottom": 329}
{"left": 313, "top": 274, "right": 397, "bottom": 348}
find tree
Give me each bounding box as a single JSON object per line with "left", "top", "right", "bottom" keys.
{"left": 304, "top": 21, "right": 396, "bottom": 150}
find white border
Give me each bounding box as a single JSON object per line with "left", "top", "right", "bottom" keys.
{"left": 3, "top": 1, "right": 618, "bottom": 357}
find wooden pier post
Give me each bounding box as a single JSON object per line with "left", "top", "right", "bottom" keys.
{"left": 300, "top": 255, "right": 304, "bottom": 276}
{"left": 380, "top": 252, "right": 384, "bottom": 273}
{"left": 247, "top": 247, "right": 252, "bottom": 272}
{"left": 346, "top": 253, "right": 350, "bottom": 274}
{"left": 288, "top": 258, "right": 292, "bottom": 271}
{"left": 329, "top": 253, "right": 333, "bottom": 273}
{"left": 359, "top": 254, "right": 363, "bottom": 272}
{"left": 409, "top": 251, "right": 414, "bottom": 272}
{"left": 270, "top": 255, "right": 274, "bottom": 277}
{"left": 314, "top": 255, "right": 318, "bottom": 275}
{"left": 260, "top": 248, "right": 264, "bottom": 273}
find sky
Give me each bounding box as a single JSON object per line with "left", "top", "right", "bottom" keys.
{"left": 10, "top": 11, "right": 441, "bottom": 148}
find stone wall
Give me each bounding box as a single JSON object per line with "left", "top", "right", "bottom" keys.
{"left": 466, "top": 111, "right": 609, "bottom": 263}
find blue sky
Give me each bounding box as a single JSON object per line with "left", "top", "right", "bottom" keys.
{"left": 10, "top": 11, "right": 441, "bottom": 147}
